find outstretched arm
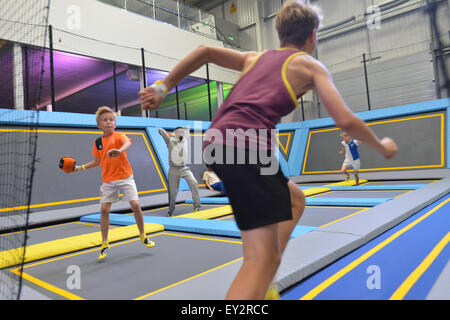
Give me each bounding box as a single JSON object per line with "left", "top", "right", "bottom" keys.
{"left": 312, "top": 61, "right": 397, "bottom": 159}
{"left": 73, "top": 157, "right": 100, "bottom": 172}
{"left": 205, "top": 180, "right": 214, "bottom": 191}
{"left": 107, "top": 138, "right": 132, "bottom": 159}
{"left": 183, "top": 126, "right": 190, "bottom": 140}
{"left": 158, "top": 128, "right": 170, "bottom": 144}
{"left": 139, "top": 45, "right": 257, "bottom": 110}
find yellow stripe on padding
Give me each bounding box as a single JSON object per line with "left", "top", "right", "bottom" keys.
{"left": 0, "top": 223, "right": 164, "bottom": 269}
{"left": 390, "top": 232, "right": 450, "bottom": 300}
{"left": 177, "top": 205, "right": 233, "bottom": 219}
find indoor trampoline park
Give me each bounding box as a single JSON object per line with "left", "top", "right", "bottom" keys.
{"left": 0, "top": 0, "right": 449, "bottom": 307}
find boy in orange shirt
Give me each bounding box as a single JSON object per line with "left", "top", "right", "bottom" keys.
{"left": 72, "top": 106, "right": 154, "bottom": 261}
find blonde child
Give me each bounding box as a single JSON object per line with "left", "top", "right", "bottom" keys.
{"left": 71, "top": 106, "right": 155, "bottom": 261}
{"left": 339, "top": 131, "right": 362, "bottom": 185}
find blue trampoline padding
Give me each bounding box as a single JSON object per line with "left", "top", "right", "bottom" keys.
{"left": 290, "top": 225, "right": 318, "bottom": 238}
{"left": 80, "top": 214, "right": 317, "bottom": 238}
{"left": 305, "top": 197, "right": 392, "bottom": 206}
{"left": 323, "top": 185, "right": 425, "bottom": 191}
{"left": 186, "top": 197, "right": 391, "bottom": 207}
{"left": 186, "top": 197, "right": 230, "bottom": 204}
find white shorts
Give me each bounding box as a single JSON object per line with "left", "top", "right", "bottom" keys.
{"left": 343, "top": 158, "right": 361, "bottom": 171}
{"left": 100, "top": 175, "right": 139, "bottom": 203}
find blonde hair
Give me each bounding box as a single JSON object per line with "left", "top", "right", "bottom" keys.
{"left": 276, "top": 1, "right": 322, "bottom": 47}
{"left": 95, "top": 106, "right": 116, "bottom": 122}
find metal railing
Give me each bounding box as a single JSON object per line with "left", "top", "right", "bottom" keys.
{"left": 98, "top": 0, "right": 217, "bottom": 40}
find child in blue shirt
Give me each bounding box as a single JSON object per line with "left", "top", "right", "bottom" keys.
{"left": 339, "top": 131, "right": 362, "bottom": 185}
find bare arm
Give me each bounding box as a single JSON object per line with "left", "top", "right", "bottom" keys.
{"left": 107, "top": 138, "right": 132, "bottom": 159}
{"left": 205, "top": 180, "right": 213, "bottom": 191}
{"left": 338, "top": 146, "right": 345, "bottom": 154}
{"left": 158, "top": 128, "right": 170, "bottom": 144}
{"left": 73, "top": 157, "right": 100, "bottom": 172}
{"left": 183, "top": 126, "right": 191, "bottom": 140}
{"left": 139, "top": 45, "right": 257, "bottom": 110}
{"left": 312, "top": 62, "right": 397, "bottom": 158}
{"left": 164, "top": 46, "right": 255, "bottom": 90}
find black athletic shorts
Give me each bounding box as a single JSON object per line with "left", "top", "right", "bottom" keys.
{"left": 205, "top": 144, "right": 292, "bottom": 231}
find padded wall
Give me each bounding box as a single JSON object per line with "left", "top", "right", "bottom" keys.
{"left": 302, "top": 111, "right": 446, "bottom": 174}
{"left": 0, "top": 126, "right": 167, "bottom": 213}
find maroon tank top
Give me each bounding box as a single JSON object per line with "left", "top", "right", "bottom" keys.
{"left": 204, "top": 49, "right": 306, "bottom": 150}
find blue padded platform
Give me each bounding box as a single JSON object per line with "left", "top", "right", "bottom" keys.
{"left": 80, "top": 213, "right": 317, "bottom": 238}
{"left": 186, "top": 197, "right": 230, "bottom": 204}
{"left": 186, "top": 197, "right": 392, "bottom": 207}
{"left": 305, "top": 197, "right": 392, "bottom": 206}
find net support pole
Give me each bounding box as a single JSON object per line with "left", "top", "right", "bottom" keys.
{"left": 113, "top": 62, "right": 118, "bottom": 113}
{"left": 206, "top": 63, "right": 212, "bottom": 120}
{"left": 12, "top": 43, "right": 24, "bottom": 110}
{"left": 140, "top": 48, "right": 149, "bottom": 117}
{"left": 300, "top": 96, "right": 305, "bottom": 121}
{"left": 176, "top": 86, "right": 180, "bottom": 119}
{"left": 49, "top": 25, "right": 56, "bottom": 111}
{"left": 362, "top": 53, "right": 371, "bottom": 111}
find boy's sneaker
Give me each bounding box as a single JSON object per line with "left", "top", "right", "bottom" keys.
{"left": 140, "top": 234, "right": 155, "bottom": 248}
{"left": 265, "top": 285, "right": 280, "bottom": 300}
{"left": 167, "top": 211, "right": 173, "bottom": 217}
{"left": 194, "top": 207, "right": 200, "bottom": 212}
{"left": 98, "top": 242, "right": 110, "bottom": 261}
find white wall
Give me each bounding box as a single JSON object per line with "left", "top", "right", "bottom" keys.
{"left": 0, "top": 0, "right": 49, "bottom": 47}
{"left": 0, "top": 0, "right": 240, "bottom": 84}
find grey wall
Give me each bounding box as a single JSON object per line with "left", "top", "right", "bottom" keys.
{"left": 302, "top": 111, "right": 447, "bottom": 174}
{"left": 209, "top": 0, "right": 449, "bottom": 120}
{"left": 0, "top": 126, "right": 167, "bottom": 212}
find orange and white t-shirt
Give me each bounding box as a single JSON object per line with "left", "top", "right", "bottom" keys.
{"left": 92, "top": 131, "right": 133, "bottom": 183}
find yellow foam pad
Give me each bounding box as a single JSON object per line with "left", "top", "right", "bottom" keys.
{"left": 299, "top": 179, "right": 369, "bottom": 197}
{"left": 302, "top": 187, "right": 331, "bottom": 196}
{"left": 326, "top": 179, "right": 368, "bottom": 187}
{"left": 177, "top": 205, "right": 233, "bottom": 219}
{"left": 0, "top": 223, "right": 163, "bottom": 269}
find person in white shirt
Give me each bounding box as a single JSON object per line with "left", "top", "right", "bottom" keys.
{"left": 202, "top": 167, "right": 226, "bottom": 194}
{"left": 338, "top": 131, "right": 362, "bottom": 185}
{"left": 159, "top": 126, "right": 201, "bottom": 216}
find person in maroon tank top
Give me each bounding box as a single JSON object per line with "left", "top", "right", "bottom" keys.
{"left": 139, "top": 1, "right": 398, "bottom": 300}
